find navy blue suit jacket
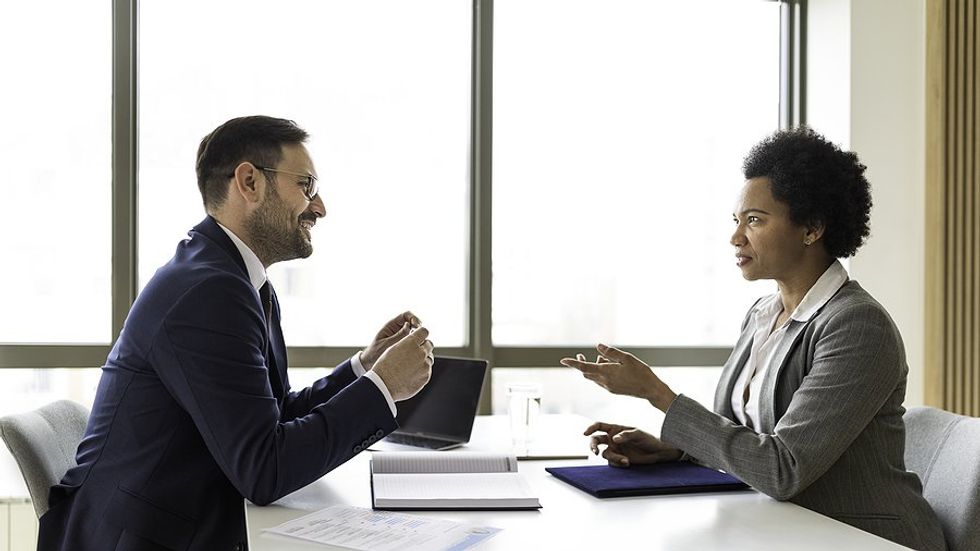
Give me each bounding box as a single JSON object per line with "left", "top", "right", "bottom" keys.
{"left": 38, "top": 216, "right": 397, "bottom": 551}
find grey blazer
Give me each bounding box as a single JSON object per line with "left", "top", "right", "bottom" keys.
{"left": 661, "top": 281, "right": 946, "bottom": 551}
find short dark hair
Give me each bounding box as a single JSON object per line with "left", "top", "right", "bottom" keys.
{"left": 195, "top": 116, "right": 309, "bottom": 210}
{"left": 742, "top": 127, "right": 872, "bottom": 258}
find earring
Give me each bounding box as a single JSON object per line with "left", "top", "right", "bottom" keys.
{"left": 804, "top": 239, "right": 812, "bottom": 246}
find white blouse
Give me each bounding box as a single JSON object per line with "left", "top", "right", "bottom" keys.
{"left": 731, "top": 260, "right": 849, "bottom": 429}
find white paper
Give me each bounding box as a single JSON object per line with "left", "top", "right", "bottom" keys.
{"left": 374, "top": 473, "right": 533, "bottom": 499}
{"left": 263, "top": 505, "right": 501, "bottom": 551}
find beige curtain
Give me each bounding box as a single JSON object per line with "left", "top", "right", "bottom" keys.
{"left": 926, "top": 0, "right": 980, "bottom": 416}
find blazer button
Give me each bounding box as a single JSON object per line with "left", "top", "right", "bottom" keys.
{"left": 361, "top": 439, "right": 371, "bottom": 448}
{"left": 368, "top": 435, "right": 378, "bottom": 444}
{"left": 375, "top": 429, "right": 384, "bottom": 438}
{"left": 353, "top": 445, "right": 363, "bottom": 453}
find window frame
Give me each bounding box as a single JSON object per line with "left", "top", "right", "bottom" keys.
{"left": 0, "top": 0, "right": 805, "bottom": 412}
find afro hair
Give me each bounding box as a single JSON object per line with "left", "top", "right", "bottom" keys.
{"left": 742, "top": 127, "right": 872, "bottom": 258}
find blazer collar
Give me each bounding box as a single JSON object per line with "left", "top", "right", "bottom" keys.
{"left": 191, "top": 215, "right": 249, "bottom": 278}
{"left": 214, "top": 221, "right": 267, "bottom": 291}
{"left": 788, "top": 260, "right": 849, "bottom": 323}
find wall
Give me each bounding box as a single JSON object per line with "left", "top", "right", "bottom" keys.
{"left": 808, "top": 0, "right": 927, "bottom": 405}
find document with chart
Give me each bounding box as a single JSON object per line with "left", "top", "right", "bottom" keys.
{"left": 263, "top": 505, "right": 501, "bottom": 551}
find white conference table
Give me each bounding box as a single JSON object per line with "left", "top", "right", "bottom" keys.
{"left": 247, "top": 415, "right": 909, "bottom": 550}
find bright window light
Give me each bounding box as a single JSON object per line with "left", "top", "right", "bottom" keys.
{"left": 0, "top": 1, "right": 111, "bottom": 343}
{"left": 139, "top": 0, "right": 470, "bottom": 347}
{"left": 493, "top": 0, "right": 780, "bottom": 346}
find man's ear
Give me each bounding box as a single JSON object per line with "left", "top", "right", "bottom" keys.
{"left": 231, "top": 161, "right": 264, "bottom": 204}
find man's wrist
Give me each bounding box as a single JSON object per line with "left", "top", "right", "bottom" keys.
{"left": 359, "top": 350, "right": 377, "bottom": 371}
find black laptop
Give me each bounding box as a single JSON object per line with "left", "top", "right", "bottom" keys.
{"left": 380, "top": 356, "right": 489, "bottom": 450}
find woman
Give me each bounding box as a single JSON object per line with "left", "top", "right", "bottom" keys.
{"left": 562, "top": 128, "right": 946, "bottom": 551}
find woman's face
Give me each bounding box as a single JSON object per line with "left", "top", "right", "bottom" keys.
{"left": 731, "top": 177, "right": 810, "bottom": 281}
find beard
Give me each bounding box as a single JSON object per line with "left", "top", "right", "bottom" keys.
{"left": 245, "top": 185, "right": 313, "bottom": 265}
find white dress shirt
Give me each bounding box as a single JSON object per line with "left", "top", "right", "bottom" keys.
{"left": 731, "top": 260, "right": 849, "bottom": 429}
{"left": 216, "top": 222, "right": 397, "bottom": 416}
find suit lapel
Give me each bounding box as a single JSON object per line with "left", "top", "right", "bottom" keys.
{"left": 713, "top": 327, "right": 755, "bottom": 420}
{"left": 758, "top": 320, "right": 809, "bottom": 431}
{"left": 194, "top": 216, "right": 287, "bottom": 404}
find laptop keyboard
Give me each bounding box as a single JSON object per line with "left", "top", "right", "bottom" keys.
{"left": 385, "top": 433, "right": 457, "bottom": 450}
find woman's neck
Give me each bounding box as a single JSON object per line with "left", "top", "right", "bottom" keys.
{"left": 776, "top": 257, "right": 836, "bottom": 315}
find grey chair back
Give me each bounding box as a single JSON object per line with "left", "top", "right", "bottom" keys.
{"left": 0, "top": 400, "right": 89, "bottom": 518}
{"left": 904, "top": 406, "right": 980, "bottom": 551}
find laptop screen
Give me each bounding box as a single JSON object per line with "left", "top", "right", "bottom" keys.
{"left": 394, "top": 356, "right": 488, "bottom": 442}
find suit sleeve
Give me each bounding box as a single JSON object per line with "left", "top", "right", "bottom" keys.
{"left": 281, "top": 360, "right": 358, "bottom": 421}
{"left": 149, "top": 276, "right": 397, "bottom": 505}
{"left": 661, "top": 302, "right": 903, "bottom": 500}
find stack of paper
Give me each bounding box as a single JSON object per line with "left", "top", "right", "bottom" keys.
{"left": 371, "top": 451, "right": 541, "bottom": 510}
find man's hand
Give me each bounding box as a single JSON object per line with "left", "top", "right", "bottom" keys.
{"left": 371, "top": 326, "right": 434, "bottom": 401}
{"left": 360, "top": 311, "right": 421, "bottom": 370}
{"left": 561, "top": 344, "right": 678, "bottom": 412}
{"left": 583, "top": 421, "right": 683, "bottom": 467}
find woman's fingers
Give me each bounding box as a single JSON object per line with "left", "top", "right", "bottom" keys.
{"left": 596, "top": 343, "right": 628, "bottom": 362}
{"left": 612, "top": 428, "right": 646, "bottom": 443}
{"left": 560, "top": 357, "right": 600, "bottom": 372}
{"left": 601, "top": 447, "right": 630, "bottom": 467}
{"left": 583, "top": 421, "right": 631, "bottom": 436}
{"left": 589, "top": 434, "right": 612, "bottom": 455}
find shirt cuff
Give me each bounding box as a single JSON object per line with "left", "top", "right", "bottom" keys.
{"left": 363, "top": 370, "right": 398, "bottom": 418}
{"left": 351, "top": 353, "right": 396, "bottom": 417}
{"left": 350, "top": 352, "right": 367, "bottom": 377}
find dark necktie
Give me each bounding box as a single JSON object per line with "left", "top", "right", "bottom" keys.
{"left": 259, "top": 281, "right": 273, "bottom": 324}
{"left": 259, "top": 281, "right": 284, "bottom": 400}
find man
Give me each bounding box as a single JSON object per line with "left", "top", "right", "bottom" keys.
{"left": 38, "top": 116, "right": 434, "bottom": 550}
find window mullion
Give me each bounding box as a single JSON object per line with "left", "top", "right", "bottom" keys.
{"left": 472, "top": 0, "right": 494, "bottom": 413}
{"left": 112, "top": 0, "right": 138, "bottom": 338}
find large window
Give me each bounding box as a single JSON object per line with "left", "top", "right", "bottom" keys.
{"left": 2, "top": 1, "right": 798, "bottom": 385}
{"left": 139, "top": 0, "right": 470, "bottom": 346}
{"left": 493, "top": 0, "right": 779, "bottom": 346}
{"left": 0, "top": 1, "right": 112, "bottom": 344}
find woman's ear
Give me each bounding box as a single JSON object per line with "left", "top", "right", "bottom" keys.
{"left": 231, "top": 161, "right": 264, "bottom": 204}
{"left": 803, "top": 220, "right": 826, "bottom": 246}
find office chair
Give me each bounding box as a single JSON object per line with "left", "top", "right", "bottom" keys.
{"left": 904, "top": 406, "right": 980, "bottom": 551}
{"left": 0, "top": 400, "right": 89, "bottom": 518}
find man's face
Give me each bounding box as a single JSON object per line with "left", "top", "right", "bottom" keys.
{"left": 245, "top": 144, "right": 325, "bottom": 265}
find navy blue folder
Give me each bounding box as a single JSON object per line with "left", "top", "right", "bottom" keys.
{"left": 546, "top": 462, "right": 749, "bottom": 498}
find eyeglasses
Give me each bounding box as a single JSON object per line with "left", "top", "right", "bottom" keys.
{"left": 253, "top": 164, "right": 319, "bottom": 201}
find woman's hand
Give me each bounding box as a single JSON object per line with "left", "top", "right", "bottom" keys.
{"left": 584, "top": 422, "right": 683, "bottom": 467}
{"left": 561, "top": 344, "right": 678, "bottom": 411}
